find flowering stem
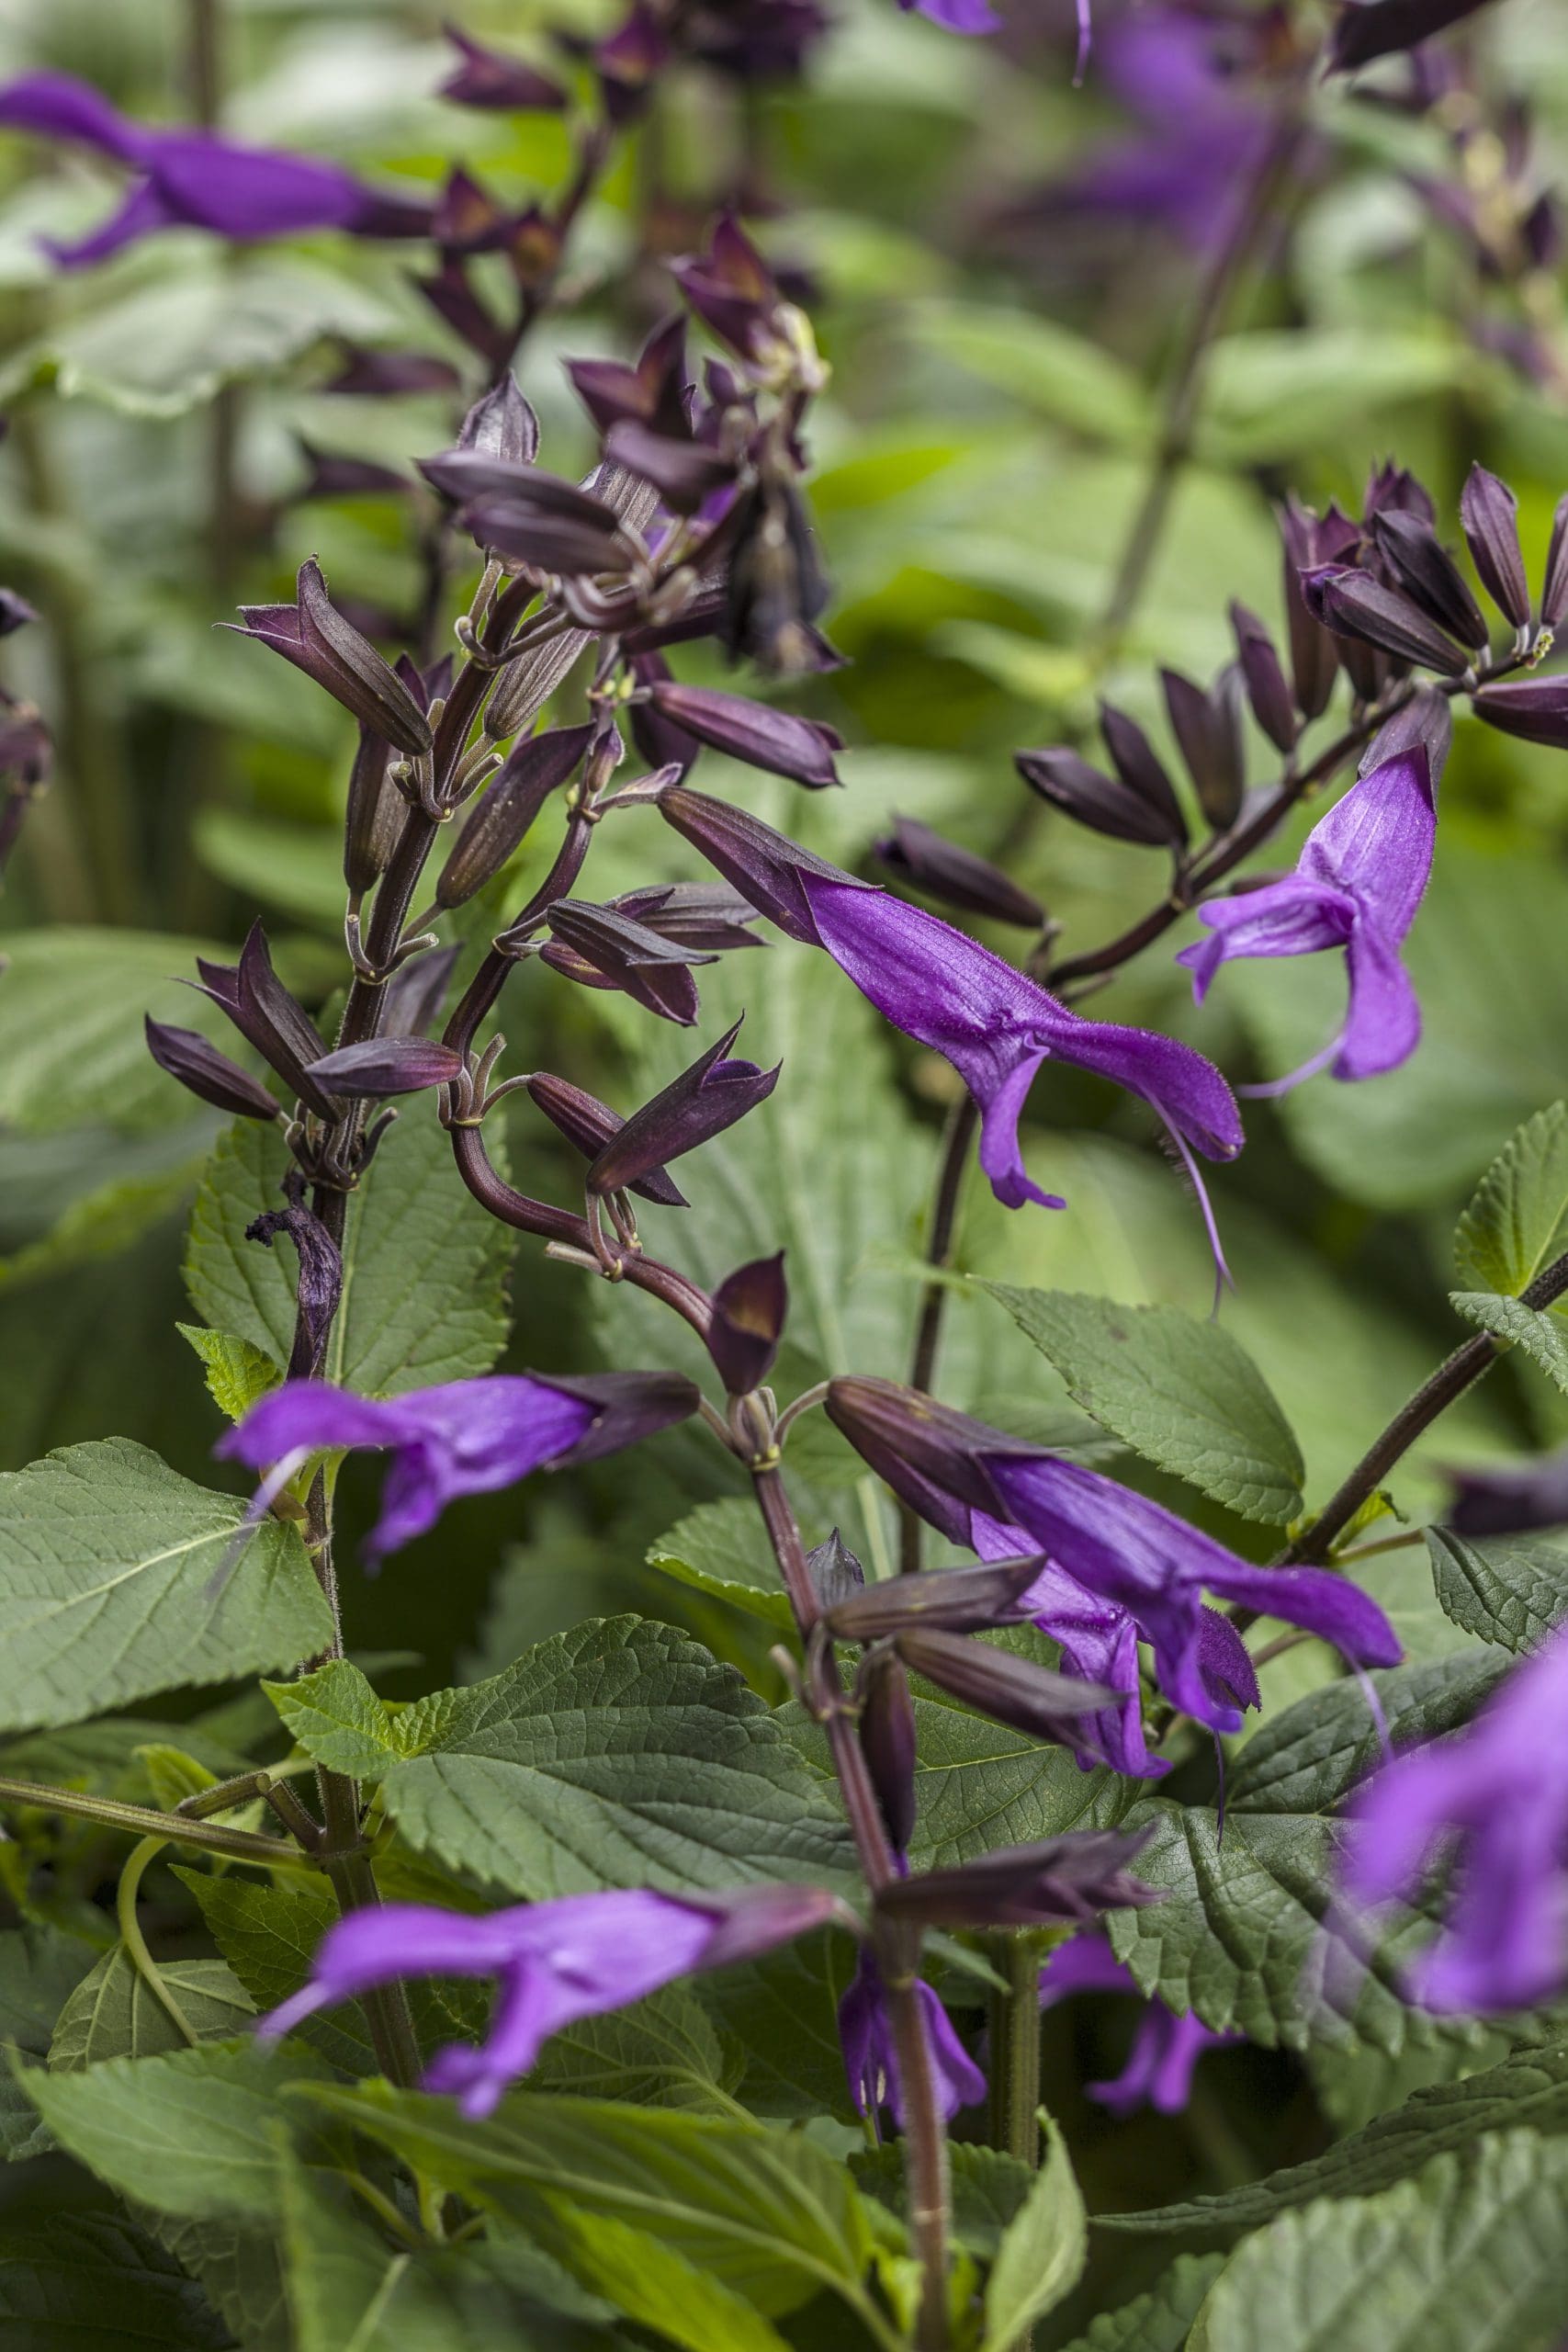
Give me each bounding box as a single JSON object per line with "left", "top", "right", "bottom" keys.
{"left": 987, "top": 1930, "right": 1043, "bottom": 2171}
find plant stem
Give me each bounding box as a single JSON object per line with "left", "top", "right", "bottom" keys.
{"left": 0, "top": 1775, "right": 320, "bottom": 1867}
{"left": 987, "top": 1931, "right": 1043, "bottom": 2170}
{"left": 118, "top": 1837, "right": 202, "bottom": 2046}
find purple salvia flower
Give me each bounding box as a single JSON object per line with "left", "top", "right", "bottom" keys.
{"left": 1344, "top": 1624, "right": 1568, "bottom": 2012}
{"left": 1037, "top": 1935, "right": 1241, "bottom": 2116}
{"left": 262, "top": 1884, "right": 840, "bottom": 2118}
{"left": 838, "top": 1950, "right": 986, "bottom": 2131}
{"left": 984, "top": 1451, "right": 1402, "bottom": 1731}
{"left": 218, "top": 1370, "right": 698, "bottom": 1563}
{"left": 0, "top": 71, "right": 427, "bottom": 267}
{"left": 1177, "top": 747, "right": 1436, "bottom": 1093}
{"left": 898, "top": 0, "right": 1002, "bottom": 30}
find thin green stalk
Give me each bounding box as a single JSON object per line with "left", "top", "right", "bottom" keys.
{"left": 987, "top": 1931, "right": 1043, "bottom": 2170}
{"left": 117, "top": 1837, "right": 201, "bottom": 2047}
{"left": 0, "top": 1773, "right": 321, "bottom": 1868}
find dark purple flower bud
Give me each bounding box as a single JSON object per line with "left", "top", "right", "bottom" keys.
{"left": 856, "top": 1645, "right": 917, "bottom": 1857}
{"left": 1278, "top": 497, "right": 1341, "bottom": 721}
{"left": 604, "top": 422, "right": 736, "bottom": 515}
{"left": 595, "top": 4, "right": 669, "bottom": 123}
{"left": 671, "top": 214, "right": 786, "bottom": 369}
{"left": 323, "top": 345, "right": 463, "bottom": 398}
{"left": 567, "top": 315, "right": 692, "bottom": 439}
{"left": 525, "top": 1072, "right": 688, "bottom": 1207}
{"left": 722, "top": 476, "right": 832, "bottom": 676}
{"left": 586, "top": 1018, "right": 780, "bottom": 1196}
{"left": 826, "top": 1378, "right": 1013, "bottom": 1539}
{"left": 1446, "top": 1445, "right": 1568, "bottom": 1537}
{"left": 0, "top": 588, "right": 36, "bottom": 636}
{"left": 894, "top": 1628, "right": 1116, "bottom": 1752}
{"left": 658, "top": 783, "right": 863, "bottom": 937}
{"left": 705, "top": 1251, "right": 787, "bottom": 1393}
{"left": 413, "top": 260, "right": 511, "bottom": 373}
{"left": 380, "top": 944, "right": 460, "bottom": 1039}
{"left": 435, "top": 722, "right": 595, "bottom": 910}
{"left": 807, "top": 1530, "right": 863, "bottom": 1609}
{"left": 1370, "top": 513, "right": 1489, "bottom": 650}
{"left": 456, "top": 371, "right": 540, "bottom": 469}
{"left": 875, "top": 1829, "right": 1158, "bottom": 1931}
{"left": 431, "top": 166, "right": 511, "bottom": 257}
{"left": 646, "top": 683, "right": 841, "bottom": 788}
{"left": 193, "top": 922, "right": 336, "bottom": 1121}
{"left": 1229, "top": 603, "right": 1299, "bottom": 752}
{"left": 1543, "top": 496, "right": 1568, "bottom": 635}
{"left": 343, "top": 725, "right": 400, "bottom": 897}
{"left": 247, "top": 1185, "right": 344, "bottom": 1378}
{"left": 1328, "top": 0, "right": 1497, "bottom": 74}
{"left": 457, "top": 473, "right": 637, "bottom": 575}
{"left": 1015, "top": 748, "right": 1176, "bottom": 848}
{"left": 294, "top": 442, "right": 407, "bottom": 502}
{"left": 825, "top": 1556, "right": 1044, "bottom": 1640}
{"left": 439, "top": 25, "right": 568, "bottom": 110}
{"left": 1360, "top": 683, "right": 1453, "bottom": 785}
{"left": 1362, "top": 460, "right": 1437, "bottom": 528}
{"left": 542, "top": 899, "right": 716, "bottom": 1027}
{"left": 1300, "top": 566, "right": 1470, "bottom": 679}
{"left": 1159, "top": 665, "right": 1245, "bottom": 830}
{"left": 527, "top": 1367, "right": 704, "bottom": 1466}
{"left": 1472, "top": 676, "right": 1568, "bottom": 749}
{"left": 874, "top": 815, "right": 1043, "bottom": 929}
{"left": 1097, "top": 704, "right": 1188, "bottom": 847}
{"left": 607, "top": 882, "right": 765, "bottom": 953}
{"left": 145, "top": 1018, "right": 278, "bottom": 1122}
{"left": 307, "top": 1037, "right": 468, "bottom": 1100}
{"left": 228, "top": 560, "right": 432, "bottom": 756}
{"left": 1459, "top": 465, "right": 1529, "bottom": 630}
{"left": 627, "top": 654, "right": 704, "bottom": 775}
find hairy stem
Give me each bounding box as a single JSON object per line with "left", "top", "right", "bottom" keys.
{"left": 0, "top": 1775, "right": 321, "bottom": 1867}
{"left": 987, "top": 1931, "right": 1043, "bottom": 2170}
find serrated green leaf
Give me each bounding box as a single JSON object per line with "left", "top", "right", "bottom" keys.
{"left": 694, "top": 1930, "right": 858, "bottom": 2121}
{"left": 1229, "top": 1654, "right": 1504, "bottom": 1816}
{"left": 1187, "top": 2131, "right": 1568, "bottom": 2352}
{"left": 977, "top": 1285, "right": 1305, "bottom": 1523}
{"left": 21, "top": 2039, "right": 332, "bottom": 2222}
{"left": 1451, "top": 1290, "right": 1568, "bottom": 1392}
{"left": 1454, "top": 1103, "right": 1568, "bottom": 1307}
{"left": 49, "top": 1947, "right": 254, "bottom": 2070}
{"left": 0, "top": 1927, "right": 95, "bottom": 2160}
{"left": 1427, "top": 1526, "right": 1568, "bottom": 1654}
{"left": 177, "top": 1324, "right": 282, "bottom": 1423}
{"left": 0, "top": 1437, "right": 333, "bottom": 1734}
{"left": 648, "top": 1499, "right": 795, "bottom": 1630}
{"left": 1105, "top": 2042, "right": 1568, "bottom": 2239}
{"left": 1055, "top": 2253, "right": 1225, "bottom": 2352}
{"left": 981, "top": 2116, "right": 1086, "bottom": 2350}
{"left": 296, "top": 2081, "right": 882, "bottom": 2333}
{"left": 0, "top": 2211, "right": 229, "bottom": 2347}
{"left": 376, "top": 1616, "right": 854, "bottom": 1899}
{"left": 184, "top": 1112, "right": 513, "bottom": 1396}
{"left": 530, "top": 1984, "right": 744, "bottom": 2116}
{"left": 144, "top": 2213, "right": 290, "bottom": 2352}
{"left": 264, "top": 1657, "right": 409, "bottom": 1779}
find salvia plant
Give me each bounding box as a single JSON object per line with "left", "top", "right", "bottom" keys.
{"left": 4, "top": 0, "right": 1568, "bottom": 2346}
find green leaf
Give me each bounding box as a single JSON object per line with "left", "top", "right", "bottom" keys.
{"left": 899, "top": 1686, "right": 1126, "bottom": 1870}
{"left": 1107, "top": 1657, "right": 1507, "bottom": 2056}
{"left": 1199, "top": 324, "right": 1474, "bottom": 465}
{"left": 856, "top": 2142, "right": 1033, "bottom": 2257}
{"left": 1104, "top": 2042, "right": 1568, "bottom": 2239}
{"left": 1451, "top": 1290, "right": 1568, "bottom": 1391}
{"left": 977, "top": 1285, "right": 1305, "bottom": 1523}
{"left": 0, "top": 1159, "right": 209, "bottom": 1292}
{"left": 534, "top": 2205, "right": 792, "bottom": 2352}
{"left": 694, "top": 1930, "right": 858, "bottom": 2121}
{"left": 1427, "top": 1525, "right": 1568, "bottom": 1654}
{"left": 264, "top": 1657, "right": 410, "bottom": 1780}
{"left": 981, "top": 2116, "right": 1087, "bottom": 2351}
{"left": 143, "top": 2215, "right": 289, "bottom": 2352}
{"left": 373, "top": 1616, "right": 854, "bottom": 1899}
{"left": 0, "top": 1437, "right": 333, "bottom": 1734}
{"left": 1055, "top": 2253, "right": 1225, "bottom": 2352}
{"left": 1454, "top": 1103, "right": 1568, "bottom": 1306}
{"left": 530, "top": 1985, "right": 745, "bottom": 2116}
{"left": 0, "top": 2211, "right": 229, "bottom": 2348}
{"left": 1186, "top": 2131, "right": 1568, "bottom": 2352}
{"left": 0, "top": 254, "right": 396, "bottom": 416}
{"left": 20, "top": 2039, "right": 331, "bottom": 2222}
{"left": 648, "top": 1500, "right": 795, "bottom": 1631}
{"left": 184, "top": 1112, "right": 514, "bottom": 1396}
{"left": 49, "top": 1947, "right": 254, "bottom": 2069}
{"left": 906, "top": 300, "right": 1154, "bottom": 446}
{"left": 0, "top": 930, "right": 242, "bottom": 1135}
{"left": 297, "top": 2082, "right": 882, "bottom": 2333}
{"left": 177, "top": 1324, "right": 282, "bottom": 1423}
{"left": 0, "top": 1926, "right": 95, "bottom": 2159}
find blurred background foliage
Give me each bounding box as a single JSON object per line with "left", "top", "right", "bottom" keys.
{"left": 0, "top": 0, "right": 1566, "bottom": 2267}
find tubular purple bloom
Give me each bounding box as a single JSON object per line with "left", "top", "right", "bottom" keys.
{"left": 0, "top": 70, "right": 428, "bottom": 267}
{"left": 218, "top": 1370, "right": 698, "bottom": 1563}
{"left": 262, "top": 1884, "right": 840, "bottom": 2118}
{"left": 1037, "top": 1936, "right": 1241, "bottom": 2116}
{"left": 1178, "top": 748, "right": 1436, "bottom": 1090}
{"left": 1344, "top": 1626, "right": 1568, "bottom": 2012}
{"left": 985, "top": 1452, "right": 1401, "bottom": 1731}
{"left": 898, "top": 0, "right": 1002, "bottom": 29}
{"left": 838, "top": 1950, "right": 986, "bottom": 2132}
